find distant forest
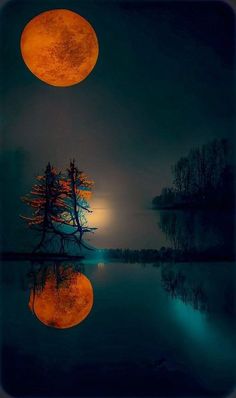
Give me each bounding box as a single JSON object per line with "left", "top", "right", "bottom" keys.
{"left": 152, "top": 139, "right": 235, "bottom": 209}
{"left": 103, "top": 246, "right": 233, "bottom": 263}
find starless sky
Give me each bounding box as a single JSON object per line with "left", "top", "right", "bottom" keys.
{"left": 0, "top": 0, "right": 235, "bottom": 250}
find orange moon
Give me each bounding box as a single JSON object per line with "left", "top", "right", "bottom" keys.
{"left": 29, "top": 267, "right": 93, "bottom": 328}
{"left": 20, "top": 9, "right": 99, "bottom": 86}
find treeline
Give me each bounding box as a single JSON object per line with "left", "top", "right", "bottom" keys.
{"left": 104, "top": 248, "right": 166, "bottom": 263}
{"left": 103, "top": 246, "right": 234, "bottom": 263}
{"left": 153, "top": 139, "right": 234, "bottom": 209}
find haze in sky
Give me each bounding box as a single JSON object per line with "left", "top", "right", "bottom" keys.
{"left": 1, "top": 0, "right": 235, "bottom": 250}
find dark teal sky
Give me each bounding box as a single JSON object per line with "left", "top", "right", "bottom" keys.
{"left": 0, "top": 0, "right": 235, "bottom": 249}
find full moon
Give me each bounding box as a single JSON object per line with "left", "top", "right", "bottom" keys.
{"left": 29, "top": 266, "right": 94, "bottom": 328}
{"left": 20, "top": 9, "right": 99, "bottom": 86}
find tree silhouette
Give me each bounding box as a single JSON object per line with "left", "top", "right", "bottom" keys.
{"left": 153, "top": 139, "right": 234, "bottom": 209}
{"left": 21, "top": 160, "right": 95, "bottom": 253}
{"left": 56, "top": 160, "right": 96, "bottom": 251}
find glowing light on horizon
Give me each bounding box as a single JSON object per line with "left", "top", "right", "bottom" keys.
{"left": 88, "top": 198, "right": 113, "bottom": 231}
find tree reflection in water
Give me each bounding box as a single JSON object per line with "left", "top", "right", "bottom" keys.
{"left": 158, "top": 210, "right": 233, "bottom": 255}
{"left": 161, "top": 267, "right": 208, "bottom": 312}
{"left": 27, "top": 262, "right": 93, "bottom": 329}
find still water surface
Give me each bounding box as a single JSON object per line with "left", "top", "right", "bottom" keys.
{"left": 1, "top": 260, "right": 235, "bottom": 397}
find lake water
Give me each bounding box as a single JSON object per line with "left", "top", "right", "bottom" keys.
{"left": 1, "top": 260, "right": 235, "bottom": 397}
{"left": 88, "top": 208, "right": 234, "bottom": 254}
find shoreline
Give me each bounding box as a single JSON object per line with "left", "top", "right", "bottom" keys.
{"left": 0, "top": 252, "right": 84, "bottom": 261}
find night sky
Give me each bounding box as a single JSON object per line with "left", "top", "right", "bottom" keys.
{"left": 0, "top": 0, "right": 235, "bottom": 250}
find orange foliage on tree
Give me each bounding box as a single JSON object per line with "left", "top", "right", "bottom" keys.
{"left": 21, "top": 160, "right": 95, "bottom": 253}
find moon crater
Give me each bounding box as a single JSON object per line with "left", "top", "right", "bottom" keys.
{"left": 21, "top": 9, "right": 99, "bottom": 86}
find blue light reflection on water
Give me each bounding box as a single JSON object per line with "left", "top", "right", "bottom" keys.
{"left": 171, "top": 297, "right": 235, "bottom": 391}
{"left": 0, "top": 260, "right": 235, "bottom": 396}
